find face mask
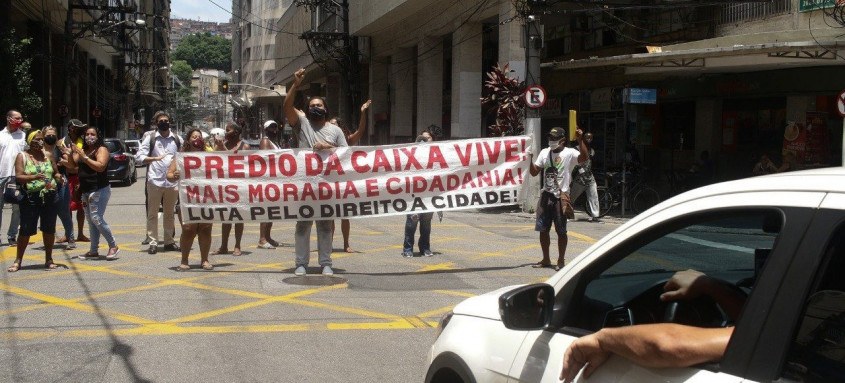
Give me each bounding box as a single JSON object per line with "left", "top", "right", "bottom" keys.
{"left": 44, "top": 136, "right": 57, "bottom": 145}
{"left": 549, "top": 140, "right": 560, "bottom": 150}
{"left": 307, "top": 106, "right": 327, "bottom": 120}
{"left": 192, "top": 138, "right": 204, "bottom": 149}
{"left": 157, "top": 121, "right": 170, "bottom": 131}
{"left": 85, "top": 136, "right": 97, "bottom": 146}
{"left": 8, "top": 120, "right": 22, "bottom": 129}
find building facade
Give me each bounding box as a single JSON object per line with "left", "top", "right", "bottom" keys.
{"left": 2, "top": 0, "right": 170, "bottom": 139}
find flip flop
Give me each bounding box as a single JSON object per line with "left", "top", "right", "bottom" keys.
{"left": 257, "top": 242, "right": 275, "bottom": 249}
{"left": 267, "top": 239, "right": 280, "bottom": 247}
{"left": 554, "top": 265, "right": 563, "bottom": 271}
{"left": 176, "top": 264, "right": 191, "bottom": 272}
{"left": 211, "top": 248, "right": 231, "bottom": 255}
{"left": 45, "top": 262, "right": 58, "bottom": 270}
{"left": 7, "top": 263, "right": 20, "bottom": 272}
{"left": 344, "top": 247, "right": 355, "bottom": 253}
{"left": 232, "top": 248, "right": 242, "bottom": 256}
{"left": 201, "top": 261, "right": 214, "bottom": 271}
{"left": 531, "top": 262, "right": 552, "bottom": 268}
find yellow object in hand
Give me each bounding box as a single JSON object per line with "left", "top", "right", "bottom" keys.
{"left": 568, "top": 110, "right": 577, "bottom": 141}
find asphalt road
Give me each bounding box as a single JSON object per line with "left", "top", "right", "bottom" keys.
{"left": 0, "top": 168, "right": 623, "bottom": 382}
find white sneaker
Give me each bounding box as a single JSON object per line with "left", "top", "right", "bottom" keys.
{"left": 294, "top": 266, "right": 306, "bottom": 276}
{"left": 322, "top": 266, "right": 334, "bottom": 276}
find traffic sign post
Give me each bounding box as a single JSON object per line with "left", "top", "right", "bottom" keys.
{"left": 838, "top": 89, "right": 845, "bottom": 166}
{"left": 524, "top": 84, "right": 547, "bottom": 109}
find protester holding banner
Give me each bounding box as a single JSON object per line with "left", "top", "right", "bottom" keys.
{"left": 168, "top": 128, "right": 214, "bottom": 271}
{"left": 529, "top": 126, "right": 588, "bottom": 271}
{"left": 402, "top": 130, "right": 439, "bottom": 258}
{"left": 257, "top": 120, "right": 282, "bottom": 250}
{"left": 284, "top": 67, "right": 348, "bottom": 276}
{"left": 213, "top": 122, "right": 250, "bottom": 257}
{"left": 329, "top": 99, "right": 372, "bottom": 253}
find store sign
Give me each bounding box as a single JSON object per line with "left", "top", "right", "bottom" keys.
{"left": 799, "top": 0, "right": 834, "bottom": 12}
{"left": 623, "top": 88, "right": 657, "bottom": 105}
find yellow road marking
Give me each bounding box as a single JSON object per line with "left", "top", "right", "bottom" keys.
{"left": 417, "top": 262, "right": 455, "bottom": 272}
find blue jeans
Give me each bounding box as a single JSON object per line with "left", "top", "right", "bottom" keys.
{"left": 55, "top": 178, "right": 74, "bottom": 241}
{"left": 403, "top": 213, "right": 433, "bottom": 253}
{"left": 82, "top": 186, "right": 115, "bottom": 253}
{"left": 0, "top": 176, "right": 20, "bottom": 241}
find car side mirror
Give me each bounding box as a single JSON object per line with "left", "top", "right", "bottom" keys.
{"left": 499, "top": 284, "right": 555, "bottom": 330}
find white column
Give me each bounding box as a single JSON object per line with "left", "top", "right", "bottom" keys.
{"left": 498, "top": 0, "right": 525, "bottom": 81}
{"left": 391, "top": 47, "right": 416, "bottom": 138}
{"left": 451, "top": 22, "right": 483, "bottom": 138}
{"left": 369, "top": 58, "right": 389, "bottom": 142}
{"left": 416, "top": 37, "right": 443, "bottom": 134}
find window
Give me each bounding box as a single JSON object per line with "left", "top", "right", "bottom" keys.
{"left": 566, "top": 211, "right": 782, "bottom": 332}
{"left": 783, "top": 224, "right": 845, "bottom": 382}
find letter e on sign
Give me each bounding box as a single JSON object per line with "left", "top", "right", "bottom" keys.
{"left": 525, "top": 85, "right": 546, "bottom": 109}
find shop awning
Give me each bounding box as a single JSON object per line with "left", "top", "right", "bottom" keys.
{"left": 542, "top": 40, "right": 845, "bottom": 75}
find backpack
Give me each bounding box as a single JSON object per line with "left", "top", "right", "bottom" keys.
{"left": 145, "top": 132, "right": 182, "bottom": 156}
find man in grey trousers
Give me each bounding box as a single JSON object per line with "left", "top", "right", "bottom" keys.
{"left": 283, "top": 68, "right": 348, "bottom": 276}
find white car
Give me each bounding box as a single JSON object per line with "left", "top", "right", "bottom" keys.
{"left": 426, "top": 167, "right": 845, "bottom": 383}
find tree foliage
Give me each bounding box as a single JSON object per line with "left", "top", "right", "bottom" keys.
{"left": 169, "top": 87, "right": 196, "bottom": 128}
{"left": 171, "top": 60, "right": 193, "bottom": 86}
{"left": 0, "top": 29, "right": 42, "bottom": 117}
{"left": 481, "top": 63, "right": 525, "bottom": 136}
{"left": 172, "top": 33, "right": 231, "bottom": 72}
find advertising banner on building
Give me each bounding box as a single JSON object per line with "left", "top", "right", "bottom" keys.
{"left": 176, "top": 136, "right": 530, "bottom": 223}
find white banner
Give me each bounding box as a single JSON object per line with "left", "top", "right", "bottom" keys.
{"left": 177, "top": 136, "right": 531, "bottom": 223}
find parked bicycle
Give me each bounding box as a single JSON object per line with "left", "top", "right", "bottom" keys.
{"left": 595, "top": 170, "right": 661, "bottom": 217}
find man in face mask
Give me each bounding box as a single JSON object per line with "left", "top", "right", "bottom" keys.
{"left": 60, "top": 118, "right": 90, "bottom": 242}
{"left": 283, "top": 67, "right": 348, "bottom": 276}
{"left": 528, "top": 126, "right": 588, "bottom": 271}
{"left": 134, "top": 111, "right": 181, "bottom": 255}
{"left": 0, "top": 110, "right": 27, "bottom": 245}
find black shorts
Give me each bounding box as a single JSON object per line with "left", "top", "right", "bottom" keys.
{"left": 19, "top": 196, "right": 58, "bottom": 236}
{"left": 535, "top": 191, "right": 567, "bottom": 236}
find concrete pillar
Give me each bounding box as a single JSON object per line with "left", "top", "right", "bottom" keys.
{"left": 368, "top": 58, "right": 390, "bottom": 143}
{"left": 391, "top": 47, "right": 415, "bottom": 138}
{"left": 498, "top": 0, "right": 525, "bottom": 80}
{"left": 416, "top": 37, "right": 443, "bottom": 134}
{"left": 451, "top": 22, "right": 483, "bottom": 138}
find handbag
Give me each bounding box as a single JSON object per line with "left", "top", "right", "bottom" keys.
{"left": 3, "top": 179, "right": 25, "bottom": 204}
{"left": 560, "top": 192, "right": 575, "bottom": 220}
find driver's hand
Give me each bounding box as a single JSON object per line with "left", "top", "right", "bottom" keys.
{"left": 660, "top": 269, "right": 709, "bottom": 302}
{"left": 560, "top": 332, "right": 610, "bottom": 383}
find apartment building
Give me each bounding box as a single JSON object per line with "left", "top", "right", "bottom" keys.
{"left": 3, "top": 0, "right": 170, "bottom": 138}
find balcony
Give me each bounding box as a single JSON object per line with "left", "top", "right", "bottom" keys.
{"left": 717, "top": 0, "right": 793, "bottom": 25}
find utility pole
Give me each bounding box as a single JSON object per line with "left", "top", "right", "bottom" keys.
{"left": 522, "top": 1, "right": 544, "bottom": 212}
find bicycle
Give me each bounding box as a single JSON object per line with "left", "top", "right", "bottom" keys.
{"left": 595, "top": 170, "right": 661, "bottom": 217}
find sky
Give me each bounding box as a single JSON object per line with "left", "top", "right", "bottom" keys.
{"left": 170, "top": 0, "right": 232, "bottom": 23}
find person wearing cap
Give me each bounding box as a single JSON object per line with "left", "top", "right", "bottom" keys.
{"left": 135, "top": 111, "right": 181, "bottom": 255}
{"left": 257, "top": 120, "right": 282, "bottom": 249}
{"left": 7, "top": 130, "right": 64, "bottom": 272}
{"left": 0, "top": 110, "right": 27, "bottom": 246}
{"left": 528, "top": 126, "right": 588, "bottom": 271}
{"left": 59, "top": 118, "right": 90, "bottom": 243}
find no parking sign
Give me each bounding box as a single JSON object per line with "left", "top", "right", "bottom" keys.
{"left": 524, "top": 85, "right": 546, "bottom": 109}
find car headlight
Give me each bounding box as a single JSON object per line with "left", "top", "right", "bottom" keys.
{"left": 434, "top": 311, "right": 453, "bottom": 340}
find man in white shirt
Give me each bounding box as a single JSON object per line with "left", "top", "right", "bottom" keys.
{"left": 528, "top": 126, "right": 588, "bottom": 270}
{"left": 0, "top": 110, "right": 27, "bottom": 246}
{"left": 135, "top": 111, "right": 181, "bottom": 254}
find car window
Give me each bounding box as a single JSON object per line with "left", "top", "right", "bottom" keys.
{"left": 568, "top": 211, "right": 781, "bottom": 332}
{"left": 104, "top": 141, "right": 122, "bottom": 153}
{"left": 782, "top": 223, "right": 845, "bottom": 382}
